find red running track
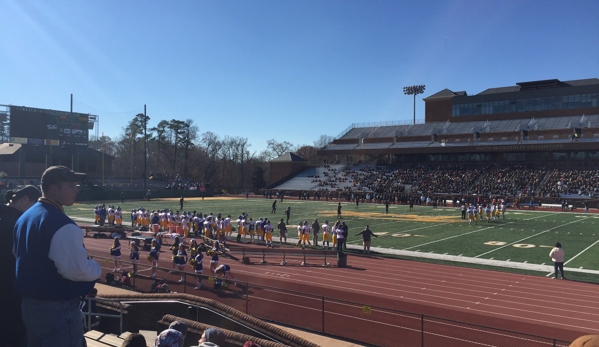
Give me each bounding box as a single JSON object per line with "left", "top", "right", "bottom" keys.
{"left": 84, "top": 236, "right": 597, "bottom": 345}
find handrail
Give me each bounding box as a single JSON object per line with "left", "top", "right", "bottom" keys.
{"left": 81, "top": 296, "right": 124, "bottom": 334}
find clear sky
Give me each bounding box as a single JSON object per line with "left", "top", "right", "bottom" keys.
{"left": 1, "top": 0, "right": 598, "bottom": 154}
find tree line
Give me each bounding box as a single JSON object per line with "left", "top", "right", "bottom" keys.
{"left": 88, "top": 113, "right": 333, "bottom": 194}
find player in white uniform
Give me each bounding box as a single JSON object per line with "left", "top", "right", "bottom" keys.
{"left": 115, "top": 206, "right": 123, "bottom": 226}
{"left": 322, "top": 220, "right": 331, "bottom": 249}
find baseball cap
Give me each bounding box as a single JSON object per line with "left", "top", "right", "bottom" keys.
{"left": 41, "top": 166, "right": 86, "bottom": 189}
{"left": 10, "top": 185, "right": 41, "bottom": 200}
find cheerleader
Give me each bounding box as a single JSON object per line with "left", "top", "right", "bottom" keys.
{"left": 193, "top": 250, "right": 204, "bottom": 290}
{"left": 149, "top": 240, "right": 159, "bottom": 278}
{"left": 169, "top": 236, "right": 181, "bottom": 271}
{"left": 174, "top": 244, "right": 188, "bottom": 283}
{"left": 110, "top": 238, "right": 122, "bottom": 272}
{"left": 189, "top": 239, "right": 198, "bottom": 258}
{"left": 214, "top": 264, "right": 237, "bottom": 285}
{"left": 208, "top": 248, "right": 219, "bottom": 273}
{"left": 130, "top": 240, "right": 140, "bottom": 275}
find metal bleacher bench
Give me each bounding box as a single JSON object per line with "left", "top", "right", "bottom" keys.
{"left": 128, "top": 235, "right": 153, "bottom": 251}
{"left": 83, "top": 226, "right": 128, "bottom": 239}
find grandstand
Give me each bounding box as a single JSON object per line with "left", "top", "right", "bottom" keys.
{"left": 267, "top": 78, "right": 599, "bottom": 206}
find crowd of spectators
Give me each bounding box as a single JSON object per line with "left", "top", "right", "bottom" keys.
{"left": 538, "top": 168, "right": 599, "bottom": 197}
{"left": 472, "top": 165, "right": 546, "bottom": 197}
{"left": 295, "top": 163, "right": 599, "bottom": 200}
{"left": 414, "top": 165, "right": 481, "bottom": 194}
{"left": 150, "top": 172, "right": 206, "bottom": 191}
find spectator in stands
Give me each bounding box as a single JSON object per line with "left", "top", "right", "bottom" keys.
{"left": 155, "top": 320, "right": 188, "bottom": 347}
{"left": 0, "top": 185, "right": 41, "bottom": 347}
{"left": 121, "top": 333, "right": 147, "bottom": 347}
{"left": 196, "top": 328, "right": 227, "bottom": 346}
{"left": 13, "top": 166, "right": 101, "bottom": 347}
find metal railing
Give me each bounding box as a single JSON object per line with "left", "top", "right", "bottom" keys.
{"left": 91, "top": 256, "right": 571, "bottom": 347}
{"left": 81, "top": 296, "right": 125, "bottom": 334}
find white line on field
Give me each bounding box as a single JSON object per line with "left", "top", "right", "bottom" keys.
{"left": 403, "top": 213, "right": 550, "bottom": 251}
{"left": 565, "top": 239, "right": 599, "bottom": 265}
{"left": 404, "top": 225, "right": 497, "bottom": 250}
{"left": 474, "top": 216, "right": 592, "bottom": 258}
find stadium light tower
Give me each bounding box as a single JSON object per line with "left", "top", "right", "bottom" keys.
{"left": 403, "top": 85, "right": 425, "bottom": 125}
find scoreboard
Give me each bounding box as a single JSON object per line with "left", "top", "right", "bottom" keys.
{"left": 9, "top": 106, "right": 89, "bottom": 147}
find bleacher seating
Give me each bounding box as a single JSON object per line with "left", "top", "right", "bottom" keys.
{"left": 271, "top": 163, "right": 599, "bottom": 201}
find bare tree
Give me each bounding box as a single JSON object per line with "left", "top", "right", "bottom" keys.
{"left": 295, "top": 145, "right": 319, "bottom": 165}
{"left": 168, "top": 119, "right": 187, "bottom": 173}
{"left": 200, "top": 131, "right": 222, "bottom": 184}
{"left": 260, "top": 139, "right": 294, "bottom": 161}
{"left": 314, "top": 134, "right": 334, "bottom": 149}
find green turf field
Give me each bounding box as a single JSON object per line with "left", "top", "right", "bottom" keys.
{"left": 66, "top": 197, "right": 599, "bottom": 282}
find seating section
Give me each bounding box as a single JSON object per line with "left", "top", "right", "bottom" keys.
{"left": 272, "top": 163, "right": 599, "bottom": 198}
{"left": 336, "top": 114, "right": 599, "bottom": 140}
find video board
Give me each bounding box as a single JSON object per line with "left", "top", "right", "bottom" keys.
{"left": 9, "top": 106, "right": 89, "bottom": 147}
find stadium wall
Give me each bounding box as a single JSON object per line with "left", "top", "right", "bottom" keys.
{"left": 269, "top": 161, "right": 310, "bottom": 184}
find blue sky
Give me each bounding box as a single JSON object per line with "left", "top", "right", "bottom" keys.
{"left": 1, "top": 0, "right": 598, "bottom": 154}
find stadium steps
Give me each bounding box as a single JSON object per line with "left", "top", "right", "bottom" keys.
{"left": 536, "top": 169, "right": 554, "bottom": 196}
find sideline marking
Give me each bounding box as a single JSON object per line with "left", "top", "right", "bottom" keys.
{"left": 474, "top": 217, "right": 591, "bottom": 258}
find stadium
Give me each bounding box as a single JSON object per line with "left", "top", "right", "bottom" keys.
{"left": 3, "top": 77, "right": 599, "bottom": 347}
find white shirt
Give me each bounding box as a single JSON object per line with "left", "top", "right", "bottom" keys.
{"left": 549, "top": 247, "right": 565, "bottom": 262}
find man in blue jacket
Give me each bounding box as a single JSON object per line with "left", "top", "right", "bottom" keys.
{"left": 13, "top": 166, "right": 101, "bottom": 347}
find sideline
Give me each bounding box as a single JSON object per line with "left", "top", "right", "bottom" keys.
{"left": 78, "top": 215, "right": 599, "bottom": 276}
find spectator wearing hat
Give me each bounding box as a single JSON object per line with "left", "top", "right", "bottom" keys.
{"left": 0, "top": 185, "right": 41, "bottom": 347}
{"left": 155, "top": 321, "right": 188, "bottom": 347}
{"left": 13, "top": 166, "right": 101, "bottom": 347}
{"left": 194, "top": 328, "right": 226, "bottom": 347}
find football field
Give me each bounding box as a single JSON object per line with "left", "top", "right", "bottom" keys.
{"left": 65, "top": 197, "right": 599, "bottom": 282}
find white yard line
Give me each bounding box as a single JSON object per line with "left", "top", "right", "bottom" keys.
{"left": 403, "top": 213, "right": 551, "bottom": 251}
{"left": 404, "top": 225, "right": 500, "bottom": 250}
{"left": 474, "top": 217, "right": 591, "bottom": 258}
{"left": 565, "top": 239, "right": 599, "bottom": 265}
